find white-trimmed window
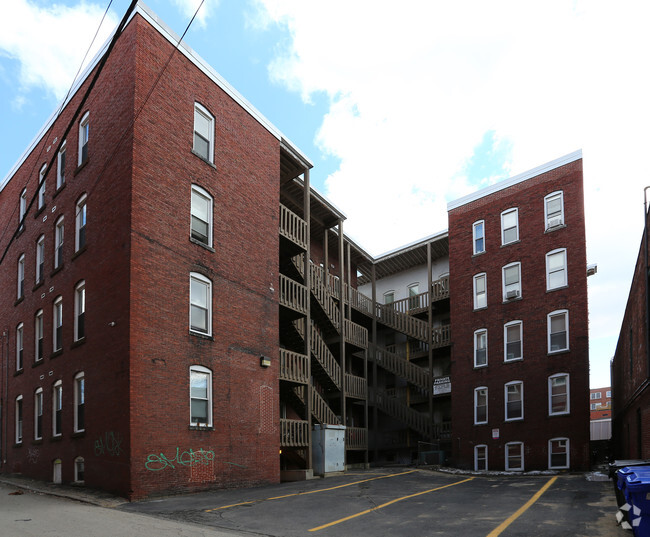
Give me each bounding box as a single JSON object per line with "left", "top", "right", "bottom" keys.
{"left": 34, "top": 388, "right": 43, "bottom": 440}
{"left": 504, "top": 321, "right": 522, "bottom": 361}
{"left": 408, "top": 282, "right": 419, "bottom": 310}
{"left": 590, "top": 403, "right": 599, "bottom": 410}
{"left": 546, "top": 249, "right": 567, "bottom": 290}
{"left": 473, "top": 220, "right": 485, "bottom": 254}
{"left": 591, "top": 392, "right": 601, "bottom": 400}
{"left": 474, "top": 387, "right": 488, "bottom": 424}
{"left": 57, "top": 140, "right": 66, "bottom": 189}
{"left": 190, "top": 273, "right": 212, "bottom": 336}
{"left": 16, "top": 323, "right": 24, "bottom": 371}
{"left": 383, "top": 291, "right": 395, "bottom": 305}
{"left": 549, "top": 438, "right": 569, "bottom": 469}
{"left": 193, "top": 103, "right": 214, "bottom": 163}
{"left": 474, "top": 329, "right": 487, "bottom": 367}
{"left": 36, "top": 235, "right": 45, "bottom": 284}
{"left": 549, "top": 374, "right": 570, "bottom": 415}
{"left": 191, "top": 185, "right": 213, "bottom": 247}
{"left": 505, "top": 442, "right": 524, "bottom": 471}
{"left": 54, "top": 216, "right": 64, "bottom": 269}
{"left": 75, "top": 281, "right": 86, "bottom": 341}
{"left": 75, "top": 194, "right": 87, "bottom": 252}
{"left": 19, "top": 188, "right": 27, "bottom": 227}
{"left": 473, "top": 273, "right": 487, "bottom": 310}
{"left": 15, "top": 395, "right": 23, "bottom": 444}
{"left": 74, "top": 372, "right": 85, "bottom": 433}
{"left": 38, "top": 164, "right": 46, "bottom": 210}
{"left": 502, "top": 262, "right": 521, "bottom": 300}
{"left": 475, "top": 445, "right": 488, "bottom": 472}
{"left": 190, "top": 365, "right": 212, "bottom": 426}
{"left": 74, "top": 457, "right": 85, "bottom": 483}
{"left": 545, "top": 191, "right": 564, "bottom": 230}
{"left": 35, "top": 310, "right": 43, "bottom": 362}
{"left": 53, "top": 380, "right": 62, "bottom": 436}
{"left": 505, "top": 381, "right": 523, "bottom": 421}
{"left": 78, "top": 111, "right": 89, "bottom": 165}
{"left": 17, "top": 254, "right": 25, "bottom": 300}
{"left": 53, "top": 296, "right": 63, "bottom": 352}
{"left": 606, "top": 390, "right": 612, "bottom": 398}
{"left": 501, "top": 208, "right": 519, "bottom": 245}
{"left": 548, "top": 310, "right": 569, "bottom": 353}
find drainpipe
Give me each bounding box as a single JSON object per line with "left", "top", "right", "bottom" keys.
{"left": 644, "top": 187, "right": 650, "bottom": 378}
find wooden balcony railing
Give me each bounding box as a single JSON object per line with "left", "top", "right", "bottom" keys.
{"left": 279, "top": 274, "right": 308, "bottom": 314}
{"left": 376, "top": 303, "right": 429, "bottom": 342}
{"left": 372, "top": 390, "right": 431, "bottom": 438}
{"left": 385, "top": 385, "right": 429, "bottom": 404}
{"left": 375, "top": 346, "right": 429, "bottom": 391}
{"left": 345, "top": 285, "right": 373, "bottom": 316}
{"left": 309, "top": 264, "right": 341, "bottom": 330}
{"left": 295, "top": 320, "right": 342, "bottom": 390}
{"left": 432, "top": 324, "right": 451, "bottom": 349}
{"left": 280, "top": 349, "right": 309, "bottom": 384}
{"left": 311, "top": 388, "right": 340, "bottom": 425}
{"left": 345, "top": 373, "right": 367, "bottom": 399}
{"left": 389, "top": 292, "right": 429, "bottom": 315}
{"left": 279, "top": 204, "right": 307, "bottom": 250}
{"left": 432, "top": 421, "right": 452, "bottom": 440}
{"left": 432, "top": 275, "right": 449, "bottom": 302}
{"left": 345, "top": 427, "right": 367, "bottom": 450}
{"left": 280, "top": 419, "right": 309, "bottom": 447}
{"left": 385, "top": 340, "right": 428, "bottom": 359}
{"left": 345, "top": 319, "right": 368, "bottom": 349}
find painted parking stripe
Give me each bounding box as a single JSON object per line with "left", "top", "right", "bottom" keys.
{"left": 205, "top": 469, "right": 417, "bottom": 512}
{"left": 308, "top": 477, "right": 475, "bottom": 532}
{"left": 486, "top": 476, "right": 558, "bottom": 537}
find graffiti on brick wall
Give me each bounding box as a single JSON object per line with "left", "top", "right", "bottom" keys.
{"left": 145, "top": 447, "right": 215, "bottom": 472}
{"left": 27, "top": 447, "right": 39, "bottom": 463}
{"left": 94, "top": 431, "right": 124, "bottom": 457}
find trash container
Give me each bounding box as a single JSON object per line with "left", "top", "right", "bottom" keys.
{"left": 625, "top": 472, "right": 650, "bottom": 537}
{"left": 611, "top": 461, "right": 650, "bottom": 507}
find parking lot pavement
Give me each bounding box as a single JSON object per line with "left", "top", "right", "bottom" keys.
{"left": 121, "top": 468, "right": 628, "bottom": 536}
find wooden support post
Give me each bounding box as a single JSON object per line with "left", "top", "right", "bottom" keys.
{"left": 304, "top": 169, "right": 312, "bottom": 470}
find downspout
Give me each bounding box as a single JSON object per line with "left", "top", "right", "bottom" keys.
{"left": 644, "top": 187, "right": 650, "bottom": 378}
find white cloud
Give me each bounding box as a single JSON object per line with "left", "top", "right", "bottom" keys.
{"left": 256, "top": 0, "right": 650, "bottom": 386}
{"left": 0, "top": 1, "right": 118, "bottom": 102}
{"left": 171, "top": 0, "right": 220, "bottom": 28}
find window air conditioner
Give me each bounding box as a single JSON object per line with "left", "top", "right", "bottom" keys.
{"left": 506, "top": 289, "right": 519, "bottom": 299}
{"left": 547, "top": 216, "right": 563, "bottom": 228}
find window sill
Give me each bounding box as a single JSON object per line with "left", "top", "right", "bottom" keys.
{"left": 51, "top": 435, "right": 63, "bottom": 442}
{"left": 505, "top": 418, "right": 524, "bottom": 423}
{"left": 51, "top": 349, "right": 63, "bottom": 359}
{"left": 13, "top": 442, "right": 23, "bottom": 448}
{"left": 504, "top": 358, "right": 523, "bottom": 364}
{"left": 34, "top": 205, "right": 46, "bottom": 219}
{"left": 189, "top": 425, "right": 214, "bottom": 431}
{"left": 191, "top": 150, "right": 217, "bottom": 169}
{"left": 14, "top": 296, "right": 24, "bottom": 307}
{"left": 17, "top": 225, "right": 25, "bottom": 238}
{"left": 545, "top": 224, "right": 566, "bottom": 233}
{"left": 72, "top": 431, "right": 85, "bottom": 438}
{"left": 190, "top": 237, "right": 215, "bottom": 252}
{"left": 51, "top": 265, "right": 64, "bottom": 277}
{"left": 72, "top": 244, "right": 87, "bottom": 260}
{"left": 501, "top": 239, "right": 521, "bottom": 248}
{"left": 472, "top": 251, "right": 486, "bottom": 257}
{"left": 74, "top": 159, "right": 89, "bottom": 176}
{"left": 502, "top": 296, "right": 522, "bottom": 304}
{"left": 546, "top": 285, "right": 568, "bottom": 293}
{"left": 32, "top": 359, "right": 44, "bottom": 368}
{"left": 473, "top": 364, "right": 487, "bottom": 370}
{"left": 33, "top": 280, "right": 44, "bottom": 292}
{"left": 14, "top": 368, "right": 24, "bottom": 377}
{"left": 53, "top": 183, "right": 66, "bottom": 199}
{"left": 473, "top": 306, "right": 487, "bottom": 312}
{"left": 32, "top": 439, "right": 43, "bottom": 445}
{"left": 548, "top": 349, "right": 570, "bottom": 356}
{"left": 71, "top": 337, "right": 86, "bottom": 349}
{"left": 190, "top": 331, "right": 214, "bottom": 341}
{"left": 549, "top": 412, "right": 570, "bottom": 417}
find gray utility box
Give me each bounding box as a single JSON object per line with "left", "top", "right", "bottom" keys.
{"left": 312, "top": 424, "right": 346, "bottom": 475}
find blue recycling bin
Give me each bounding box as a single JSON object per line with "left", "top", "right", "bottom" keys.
{"left": 623, "top": 471, "right": 650, "bottom": 536}
{"left": 617, "top": 467, "right": 650, "bottom": 508}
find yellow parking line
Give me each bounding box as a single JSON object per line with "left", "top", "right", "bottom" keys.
{"left": 309, "top": 477, "right": 475, "bottom": 532}
{"left": 486, "top": 476, "right": 558, "bottom": 537}
{"left": 205, "top": 469, "right": 417, "bottom": 512}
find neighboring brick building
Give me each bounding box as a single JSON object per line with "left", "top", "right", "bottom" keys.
{"left": 447, "top": 153, "right": 590, "bottom": 472}
{"left": 590, "top": 387, "right": 612, "bottom": 420}
{"left": 0, "top": 2, "right": 593, "bottom": 499}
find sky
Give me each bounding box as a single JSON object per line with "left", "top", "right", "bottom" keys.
{"left": 2, "top": 0, "right": 649, "bottom": 389}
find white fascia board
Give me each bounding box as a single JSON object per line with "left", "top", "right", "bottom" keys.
{"left": 372, "top": 229, "right": 449, "bottom": 261}
{"left": 446, "top": 149, "right": 583, "bottom": 212}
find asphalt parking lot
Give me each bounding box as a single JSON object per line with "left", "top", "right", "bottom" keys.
{"left": 121, "top": 468, "right": 626, "bottom": 536}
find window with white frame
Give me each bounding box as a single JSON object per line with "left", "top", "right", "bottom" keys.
{"left": 54, "top": 216, "right": 64, "bottom": 269}
{"left": 408, "top": 283, "right": 419, "bottom": 310}
{"left": 501, "top": 208, "right": 519, "bottom": 245}
{"left": 17, "top": 254, "right": 25, "bottom": 300}
{"left": 474, "top": 329, "right": 487, "bottom": 367}
{"left": 193, "top": 103, "right": 214, "bottom": 163}
{"left": 549, "top": 374, "right": 570, "bottom": 415}
{"left": 590, "top": 403, "right": 599, "bottom": 410}
{"left": 78, "top": 111, "right": 89, "bottom": 165}
{"left": 190, "top": 273, "right": 212, "bottom": 336}
{"left": 16, "top": 323, "right": 24, "bottom": 371}
{"left": 505, "top": 381, "right": 523, "bottom": 421}
{"left": 191, "top": 185, "right": 213, "bottom": 247}
{"left": 504, "top": 321, "right": 522, "bottom": 361}
{"left": 35, "top": 235, "right": 45, "bottom": 284}
{"left": 473, "top": 273, "right": 487, "bottom": 309}
{"left": 35, "top": 310, "right": 43, "bottom": 362}
{"left": 383, "top": 291, "right": 395, "bottom": 305}
{"left": 74, "top": 372, "right": 85, "bottom": 433}
{"left": 475, "top": 445, "right": 488, "bottom": 471}
{"left": 190, "top": 365, "right": 212, "bottom": 426}
{"left": 74, "top": 457, "right": 85, "bottom": 483}
{"left": 57, "top": 140, "right": 66, "bottom": 189}
{"left": 607, "top": 390, "right": 612, "bottom": 398}
{"left": 505, "top": 442, "right": 524, "bottom": 471}
{"left": 75, "top": 281, "right": 85, "bottom": 341}
{"left": 53, "top": 381, "right": 62, "bottom": 436}
{"left": 546, "top": 249, "right": 567, "bottom": 290}
{"left": 544, "top": 191, "right": 564, "bottom": 230}
{"left": 548, "top": 310, "right": 569, "bottom": 353}
{"left": 591, "top": 392, "right": 601, "bottom": 400}
{"left": 502, "top": 262, "right": 521, "bottom": 300}
{"left": 473, "top": 220, "right": 485, "bottom": 254}
{"left": 34, "top": 388, "right": 43, "bottom": 440}
{"left": 15, "top": 395, "right": 23, "bottom": 444}
{"left": 19, "top": 188, "right": 27, "bottom": 227}
{"left": 53, "top": 296, "right": 63, "bottom": 352}
{"left": 474, "top": 387, "right": 488, "bottom": 424}
{"left": 549, "top": 438, "right": 569, "bottom": 469}
{"left": 38, "top": 164, "right": 46, "bottom": 210}
{"left": 75, "top": 194, "right": 87, "bottom": 252}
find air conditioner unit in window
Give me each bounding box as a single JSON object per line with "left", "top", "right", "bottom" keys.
{"left": 506, "top": 289, "right": 519, "bottom": 299}
{"left": 548, "top": 216, "right": 563, "bottom": 228}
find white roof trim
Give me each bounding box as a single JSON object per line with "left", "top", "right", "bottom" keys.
{"left": 372, "top": 228, "right": 449, "bottom": 261}
{"left": 1, "top": 0, "right": 312, "bottom": 192}
{"left": 446, "top": 149, "right": 583, "bottom": 211}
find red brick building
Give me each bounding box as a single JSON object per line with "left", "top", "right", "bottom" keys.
{"left": 590, "top": 387, "right": 612, "bottom": 420}
{"left": 447, "top": 153, "right": 590, "bottom": 471}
